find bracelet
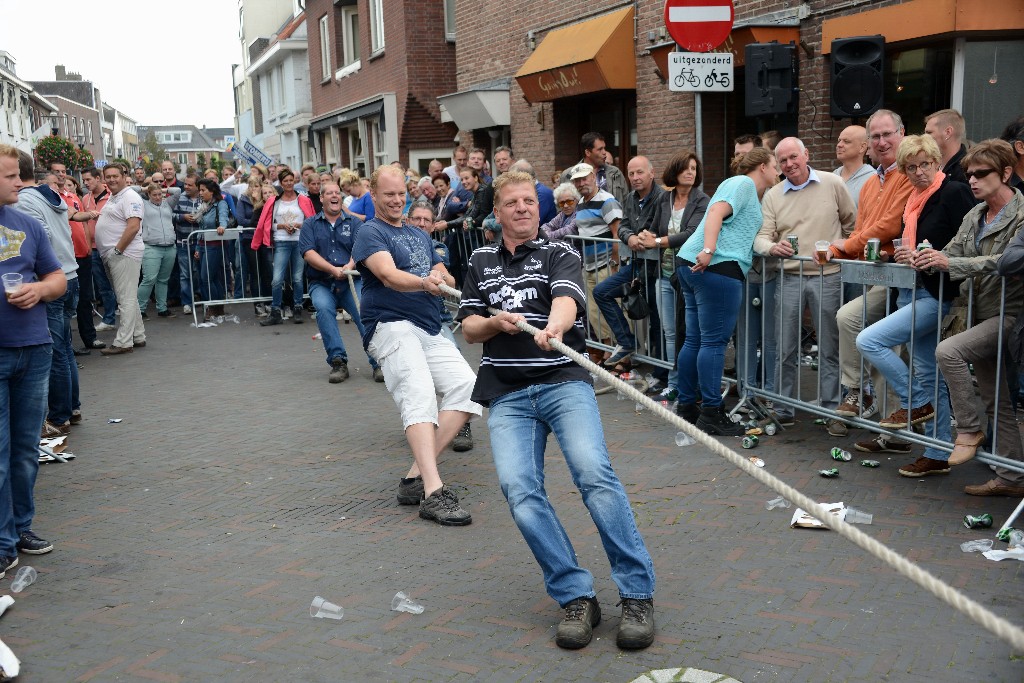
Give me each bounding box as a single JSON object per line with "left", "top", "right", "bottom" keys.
{"left": 420, "top": 276, "right": 427, "bottom": 291}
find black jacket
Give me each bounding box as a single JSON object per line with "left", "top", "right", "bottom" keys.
{"left": 617, "top": 184, "right": 666, "bottom": 261}
{"left": 911, "top": 176, "right": 975, "bottom": 300}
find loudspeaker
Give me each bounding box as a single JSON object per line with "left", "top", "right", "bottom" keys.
{"left": 830, "top": 35, "right": 885, "bottom": 118}
{"left": 745, "top": 42, "right": 798, "bottom": 117}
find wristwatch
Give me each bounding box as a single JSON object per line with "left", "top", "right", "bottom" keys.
{"left": 701, "top": 247, "right": 712, "bottom": 255}
{"left": 655, "top": 237, "right": 663, "bottom": 247}
{"left": 113, "top": 248, "right": 124, "bottom": 256}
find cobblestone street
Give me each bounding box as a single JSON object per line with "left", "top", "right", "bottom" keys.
{"left": 7, "top": 308, "right": 1023, "bottom": 682}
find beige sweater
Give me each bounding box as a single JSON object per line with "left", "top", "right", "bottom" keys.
{"left": 754, "top": 170, "right": 856, "bottom": 275}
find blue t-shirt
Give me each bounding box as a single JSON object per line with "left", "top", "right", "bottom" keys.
{"left": 0, "top": 206, "right": 63, "bottom": 347}
{"left": 352, "top": 218, "right": 442, "bottom": 348}
{"left": 349, "top": 193, "right": 375, "bottom": 221}
{"left": 298, "top": 212, "right": 363, "bottom": 283}
{"left": 678, "top": 175, "right": 762, "bottom": 277}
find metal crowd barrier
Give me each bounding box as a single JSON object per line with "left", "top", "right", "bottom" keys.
{"left": 737, "top": 253, "right": 1024, "bottom": 479}
{"left": 185, "top": 229, "right": 273, "bottom": 326}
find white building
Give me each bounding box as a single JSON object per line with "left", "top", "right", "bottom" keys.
{"left": 0, "top": 50, "right": 55, "bottom": 154}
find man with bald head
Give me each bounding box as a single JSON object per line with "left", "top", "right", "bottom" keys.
{"left": 833, "top": 125, "right": 873, "bottom": 212}
{"left": 754, "top": 137, "right": 855, "bottom": 434}
{"left": 593, "top": 156, "right": 666, "bottom": 377}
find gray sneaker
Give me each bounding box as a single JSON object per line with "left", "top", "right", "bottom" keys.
{"left": 555, "top": 597, "right": 601, "bottom": 649}
{"left": 397, "top": 476, "right": 424, "bottom": 505}
{"left": 616, "top": 598, "right": 655, "bottom": 650}
{"left": 452, "top": 424, "right": 473, "bottom": 452}
{"left": 419, "top": 485, "right": 472, "bottom": 526}
{"left": 328, "top": 358, "right": 349, "bottom": 384}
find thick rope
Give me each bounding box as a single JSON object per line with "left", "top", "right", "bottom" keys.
{"left": 440, "top": 283, "right": 1024, "bottom": 651}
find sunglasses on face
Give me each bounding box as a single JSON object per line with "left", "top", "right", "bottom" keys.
{"left": 557, "top": 199, "right": 576, "bottom": 207}
{"left": 964, "top": 168, "right": 999, "bottom": 181}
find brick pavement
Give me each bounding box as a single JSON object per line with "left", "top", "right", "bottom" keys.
{"left": 5, "top": 305, "right": 1023, "bottom": 682}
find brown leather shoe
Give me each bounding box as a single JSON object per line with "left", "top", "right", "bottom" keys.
{"left": 949, "top": 431, "right": 986, "bottom": 465}
{"left": 880, "top": 403, "right": 935, "bottom": 429}
{"left": 100, "top": 345, "right": 133, "bottom": 356}
{"left": 898, "top": 456, "right": 950, "bottom": 478}
{"left": 134, "top": 341, "right": 146, "bottom": 348}
{"left": 964, "top": 478, "right": 1024, "bottom": 497}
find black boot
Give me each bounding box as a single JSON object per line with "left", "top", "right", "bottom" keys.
{"left": 292, "top": 305, "right": 304, "bottom": 324}
{"left": 695, "top": 404, "right": 743, "bottom": 436}
{"left": 675, "top": 402, "right": 700, "bottom": 423}
{"left": 260, "top": 307, "right": 283, "bottom": 326}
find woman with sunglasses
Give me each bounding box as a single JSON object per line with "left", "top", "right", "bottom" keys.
{"left": 854, "top": 135, "right": 973, "bottom": 478}
{"left": 926, "top": 140, "right": 1024, "bottom": 497}
{"left": 541, "top": 183, "right": 581, "bottom": 241}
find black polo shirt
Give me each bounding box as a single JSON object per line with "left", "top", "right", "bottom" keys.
{"left": 457, "top": 237, "right": 592, "bottom": 406}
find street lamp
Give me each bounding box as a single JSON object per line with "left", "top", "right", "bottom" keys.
{"left": 49, "top": 114, "right": 60, "bottom": 136}
{"left": 74, "top": 132, "right": 85, "bottom": 150}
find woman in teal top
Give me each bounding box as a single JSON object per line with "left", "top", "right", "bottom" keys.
{"left": 674, "top": 148, "right": 779, "bottom": 435}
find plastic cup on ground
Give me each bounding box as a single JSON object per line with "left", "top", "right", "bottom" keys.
{"left": 2, "top": 273, "right": 23, "bottom": 297}
{"left": 765, "top": 496, "right": 791, "bottom": 510}
{"left": 960, "top": 539, "right": 994, "bottom": 553}
{"left": 675, "top": 431, "right": 695, "bottom": 447}
{"left": 844, "top": 508, "right": 873, "bottom": 525}
{"left": 9, "top": 566, "right": 36, "bottom": 593}
{"left": 391, "top": 591, "right": 424, "bottom": 614}
{"left": 310, "top": 595, "right": 344, "bottom": 620}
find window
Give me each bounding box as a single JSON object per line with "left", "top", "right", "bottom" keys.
{"left": 319, "top": 15, "right": 331, "bottom": 79}
{"left": 63, "top": 114, "right": 69, "bottom": 136}
{"left": 884, "top": 45, "right": 954, "bottom": 136}
{"left": 444, "top": 0, "right": 456, "bottom": 42}
{"left": 962, "top": 39, "right": 1024, "bottom": 143}
{"left": 369, "top": 0, "right": 384, "bottom": 54}
{"left": 177, "top": 152, "right": 188, "bottom": 165}
{"left": 341, "top": 6, "right": 360, "bottom": 67}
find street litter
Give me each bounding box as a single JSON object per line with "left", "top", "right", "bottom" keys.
{"left": 791, "top": 502, "right": 846, "bottom": 529}
{"left": 961, "top": 539, "right": 993, "bottom": 553}
{"left": 391, "top": 592, "right": 424, "bottom": 614}
{"left": 310, "top": 596, "right": 344, "bottom": 620}
{"left": 766, "top": 496, "right": 790, "bottom": 510}
{"left": 107, "top": 418, "right": 123, "bottom": 424}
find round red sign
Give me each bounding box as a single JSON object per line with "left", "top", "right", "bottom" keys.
{"left": 664, "top": 0, "right": 735, "bottom": 53}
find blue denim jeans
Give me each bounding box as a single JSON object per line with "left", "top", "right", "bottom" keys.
{"left": 676, "top": 267, "right": 743, "bottom": 407}
{"left": 592, "top": 259, "right": 662, "bottom": 362}
{"left": 857, "top": 288, "right": 952, "bottom": 460}
{"left": 198, "top": 244, "right": 227, "bottom": 303}
{"left": 45, "top": 278, "right": 79, "bottom": 425}
{"left": 0, "top": 344, "right": 51, "bottom": 557}
{"left": 308, "top": 280, "right": 377, "bottom": 369}
{"left": 91, "top": 248, "right": 117, "bottom": 324}
{"left": 488, "top": 381, "right": 655, "bottom": 606}
{"left": 655, "top": 277, "right": 678, "bottom": 387}
{"left": 735, "top": 276, "right": 778, "bottom": 394}
{"left": 176, "top": 242, "right": 196, "bottom": 307}
{"left": 271, "top": 241, "right": 304, "bottom": 309}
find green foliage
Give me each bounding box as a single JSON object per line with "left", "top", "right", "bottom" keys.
{"left": 74, "top": 147, "right": 95, "bottom": 171}
{"left": 196, "top": 152, "right": 207, "bottom": 172}
{"left": 34, "top": 135, "right": 77, "bottom": 169}
{"left": 141, "top": 131, "right": 168, "bottom": 166}
{"left": 112, "top": 156, "right": 132, "bottom": 170}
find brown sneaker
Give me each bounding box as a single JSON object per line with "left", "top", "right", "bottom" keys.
{"left": 41, "top": 420, "right": 67, "bottom": 438}
{"left": 964, "top": 478, "right": 1024, "bottom": 497}
{"left": 836, "top": 390, "right": 873, "bottom": 417}
{"left": 100, "top": 345, "right": 133, "bottom": 356}
{"left": 898, "top": 456, "right": 950, "bottom": 477}
{"left": 880, "top": 404, "right": 935, "bottom": 429}
{"left": 855, "top": 434, "right": 912, "bottom": 454}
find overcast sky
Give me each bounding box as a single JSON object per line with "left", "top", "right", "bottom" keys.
{"left": 0, "top": 0, "right": 240, "bottom": 128}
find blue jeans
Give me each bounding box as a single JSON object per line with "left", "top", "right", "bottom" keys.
{"left": 676, "top": 267, "right": 743, "bottom": 407}
{"left": 592, "top": 260, "right": 662, "bottom": 362}
{"left": 735, "top": 276, "right": 778, "bottom": 394}
{"left": 176, "top": 242, "right": 196, "bottom": 307}
{"left": 309, "top": 280, "right": 377, "bottom": 368}
{"left": 198, "top": 244, "right": 227, "bottom": 303}
{"left": 45, "top": 278, "right": 79, "bottom": 425}
{"left": 91, "top": 248, "right": 117, "bottom": 324}
{"left": 655, "top": 277, "right": 678, "bottom": 388}
{"left": 0, "top": 344, "right": 51, "bottom": 556}
{"left": 857, "top": 288, "right": 952, "bottom": 460}
{"left": 271, "top": 241, "right": 304, "bottom": 309}
{"left": 488, "top": 381, "right": 655, "bottom": 606}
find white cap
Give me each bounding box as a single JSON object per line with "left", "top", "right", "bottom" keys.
{"left": 568, "top": 163, "right": 595, "bottom": 180}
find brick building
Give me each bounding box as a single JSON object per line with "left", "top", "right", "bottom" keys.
{"left": 451, "top": 0, "right": 1024, "bottom": 193}
{"left": 28, "top": 65, "right": 105, "bottom": 164}
{"left": 304, "top": 0, "right": 459, "bottom": 176}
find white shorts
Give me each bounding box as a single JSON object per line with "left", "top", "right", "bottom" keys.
{"left": 367, "top": 320, "right": 482, "bottom": 429}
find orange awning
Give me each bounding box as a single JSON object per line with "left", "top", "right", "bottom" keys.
{"left": 649, "top": 25, "right": 799, "bottom": 76}
{"left": 515, "top": 7, "right": 636, "bottom": 103}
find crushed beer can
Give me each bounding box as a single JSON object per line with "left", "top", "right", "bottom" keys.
{"left": 819, "top": 468, "right": 840, "bottom": 478}
{"left": 963, "top": 514, "right": 993, "bottom": 529}
{"left": 996, "top": 527, "right": 1015, "bottom": 542}
{"left": 742, "top": 435, "right": 759, "bottom": 449}
{"left": 764, "top": 423, "right": 778, "bottom": 436}
{"left": 860, "top": 459, "right": 881, "bottom": 468}
{"left": 830, "top": 447, "right": 852, "bottom": 461}
{"left": 748, "top": 455, "right": 765, "bottom": 467}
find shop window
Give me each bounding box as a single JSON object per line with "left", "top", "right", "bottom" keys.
{"left": 884, "top": 44, "right": 954, "bottom": 134}
{"left": 962, "top": 40, "right": 1024, "bottom": 143}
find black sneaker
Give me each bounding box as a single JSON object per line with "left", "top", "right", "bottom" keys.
{"left": 419, "top": 485, "right": 472, "bottom": 526}
{"left": 397, "top": 476, "right": 424, "bottom": 505}
{"left": 17, "top": 530, "right": 53, "bottom": 555}
{"left": 555, "top": 597, "right": 601, "bottom": 649}
{"left": 616, "top": 598, "right": 655, "bottom": 649}
{"left": 260, "top": 308, "right": 283, "bottom": 326}
{"left": 452, "top": 424, "right": 473, "bottom": 452}
{"left": 328, "top": 358, "right": 349, "bottom": 384}
{"left": 292, "top": 306, "right": 304, "bottom": 324}
{"left": 695, "top": 405, "right": 743, "bottom": 436}
{"left": 0, "top": 555, "right": 17, "bottom": 579}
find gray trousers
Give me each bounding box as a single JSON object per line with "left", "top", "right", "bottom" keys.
{"left": 775, "top": 271, "right": 842, "bottom": 414}
{"left": 936, "top": 315, "right": 1024, "bottom": 483}
{"left": 837, "top": 285, "right": 900, "bottom": 411}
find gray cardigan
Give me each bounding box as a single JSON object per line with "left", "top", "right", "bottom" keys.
{"left": 141, "top": 189, "right": 180, "bottom": 246}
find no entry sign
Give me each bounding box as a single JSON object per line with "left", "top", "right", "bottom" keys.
{"left": 664, "top": 0, "right": 734, "bottom": 53}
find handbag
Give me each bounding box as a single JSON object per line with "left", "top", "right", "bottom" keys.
{"left": 621, "top": 263, "right": 650, "bottom": 320}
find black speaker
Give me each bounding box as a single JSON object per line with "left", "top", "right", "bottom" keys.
{"left": 830, "top": 35, "right": 885, "bottom": 118}
{"left": 744, "top": 42, "right": 798, "bottom": 117}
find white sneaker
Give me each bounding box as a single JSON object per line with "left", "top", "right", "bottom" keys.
{"left": 94, "top": 322, "right": 116, "bottom": 331}
{"left": 183, "top": 305, "right": 192, "bottom": 315}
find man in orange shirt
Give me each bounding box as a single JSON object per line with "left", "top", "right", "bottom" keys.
{"left": 828, "top": 110, "right": 914, "bottom": 447}
{"left": 81, "top": 167, "right": 118, "bottom": 334}
{"left": 51, "top": 164, "right": 99, "bottom": 355}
